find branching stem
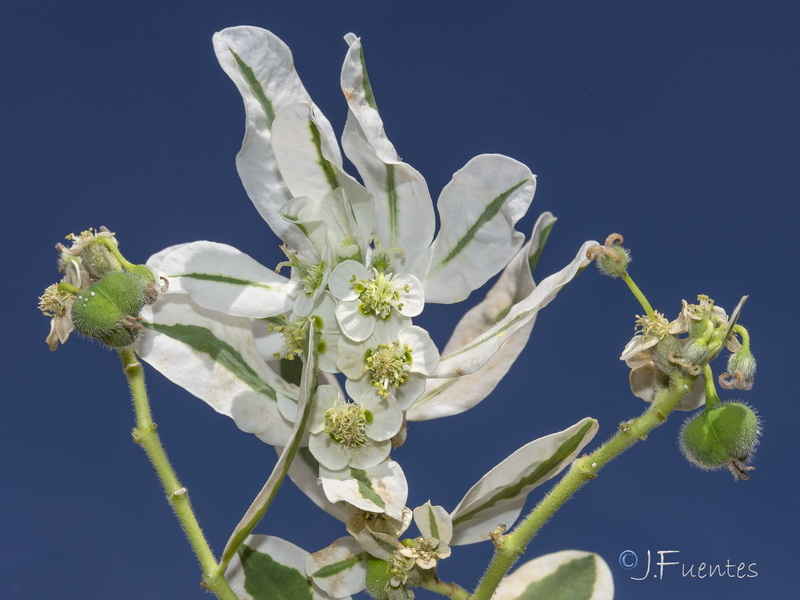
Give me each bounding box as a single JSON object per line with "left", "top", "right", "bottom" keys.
{"left": 471, "top": 371, "right": 697, "bottom": 600}
{"left": 417, "top": 574, "right": 471, "bottom": 600}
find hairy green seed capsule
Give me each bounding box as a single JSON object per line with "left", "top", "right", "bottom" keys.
{"left": 365, "top": 556, "right": 393, "bottom": 600}
{"left": 71, "top": 271, "right": 149, "bottom": 348}
{"left": 595, "top": 246, "right": 631, "bottom": 278}
{"left": 680, "top": 402, "right": 761, "bottom": 480}
{"left": 365, "top": 556, "right": 410, "bottom": 600}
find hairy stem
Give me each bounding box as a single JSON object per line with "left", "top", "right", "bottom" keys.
{"left": 417, "top": 574, "right": 471, "bottom": 600}
{"left": 471, "top": 371, "right": 696, "bottom": 600}
{"left": 119, "top": 348, "right": 237, "bottom": 600}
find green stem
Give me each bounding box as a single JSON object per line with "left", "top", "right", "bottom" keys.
{"left": 97, "top": 235, "right": 140, "bottom": 272}
{"left": 702, "top": 364, "right": 721, "bottom": 410}
{"left": 733, "top": 324, "right": 751, "bottom": 351}
{"left": 57, "top": 281, "right": 82, "bottom": 295}
{"left": 118, "top": 348, "right": 238, "bottom": 600}
{"left": 621, "top": 272, "right": 655, "bottom": 319}
{"left": 417, "top": 574, "right": 471, "bottom": 600}
{"left": 471, "top": 371, "right": 697, "bottom": 600}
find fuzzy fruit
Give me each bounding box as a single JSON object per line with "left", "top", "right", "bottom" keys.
{"left": 680, "top": 402, "right": 760, "bottom": 478}
{"left": 71, "top": 271, "right": 149, "bottom": 348}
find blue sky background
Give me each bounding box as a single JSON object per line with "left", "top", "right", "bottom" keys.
{"left": 4, "top": 1, "right": 798, "bottom": 598}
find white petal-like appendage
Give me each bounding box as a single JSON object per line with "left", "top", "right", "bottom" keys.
{"left": 157, "top": 241, "right": 296, "bottom": 318}
{"left": 360, "top": 393, "right": 403, "bottom": 442}
{"left": 329, "top": 260, "right": 369, "bottom": 301}
{"left": 450, "top": 418, "right": 598, "bottom": 545}
{"left": 340, "top": 34, "right": 435, "bottom": 271}
{"left": 420, "top": 155, "right": 536, "bottom": 303}
{"left": 335, "top": 302, "right": 375, "bottom": 342}
{"left": 400, "top": 325, "right": 440, "bottom": 375}
{"left": 213, "top": 26, "right": 335, "bottom": 255}
{"left": 433, "top": 240, "right": 595, "bottom": 379}
{"left": 139, "top": 293, "right": 295, "bottom": 445}
{"left": 309, "top": 433, "right": 351, "bottom": 471}
{"left": 306, "top": 537, "right": 366, "bottom": 598}
{"left": 319, "top": 459, "right": 408, "bottom": 521}
{"left": 409, "top": 214, "right": 557, "bottom": 420}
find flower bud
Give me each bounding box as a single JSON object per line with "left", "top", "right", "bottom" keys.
{"left": 719, "top": 350, "right": 757, "bottom": 390}
{"left": 70, "top": 270, "right": 151, "bottom": 348}
{"left": 595, "top": 244, "right": 631, "bottom": 278}
{"left": 679, "top": 402, "right": 761, "bottom": 480}
{"left": 587, "top": 233, "right": 631, "bottom": 278}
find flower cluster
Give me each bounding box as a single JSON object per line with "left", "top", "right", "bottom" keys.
{"left": 37, "top": 24, "right": 760, "bottom": 600}
{"left": 39, "top": 228, "right": 161, "bottom": 350}
{"left": 620, "top": 294, "right": 750, "bottom": 410}
{"left": 109, "top": 26, "right": 596, "bottom": 599}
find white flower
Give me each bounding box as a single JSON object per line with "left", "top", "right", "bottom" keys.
{"left": 354, "top": 501, "right": 453, "bottom": 587}
{"left": 39, "top": 280, "right": 77, "bottom": 351}
{"left": 257, "top": 292, "right": 342, "bottom": 373}
{"left": 402, "top": 502, "right": 453, "bottom": 570}
{"left": 328, "top": 260, "right": 424, "bottom": 342}
{"left": 307, "top": 385, "right": 402, "bottom": 470}
{"left": 345, "top": 505, "right": 413, "bottom": 541}
{"left": 337, "top": 326, "right": 440, "bottom": 411}
{"left": 621, "top": 296, "right": 746, "bottom": 411}
{"left": 137, "top": 26, "right": 560, "bottom": 450}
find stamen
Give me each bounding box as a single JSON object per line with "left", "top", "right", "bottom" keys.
{"left": 324, "top": 402, "right": 369, "bottom": 448}
{"left": 365, "top": 341, "right": 412, "bottom": 397}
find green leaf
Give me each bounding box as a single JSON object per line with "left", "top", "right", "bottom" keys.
{"left": 225, "top": 536, "right": 343, "bottom": 600}
{"left": 229, "top": 48, "right": 276, "bottom": 127}
{"left": 155, "top": 241, "right": 295, "bottom": 318}
{"left": 450, "top": 418, "right": 599, "bottom": 545}
{"left": 212, "top": 26, "right": 336, "bottom": 256}
{"left": 340, "top": 34, "right": 435, "bottom": 272}
{"left": 493, "top": 551, "right": 614, "bottom": 600}
{"left": 432, "top": 239, "right": 595, "bottom": 381}
{"left": 311, "top": 554, "right": 364, "bottom": 579}
{"left": 517, "top": 556, "right": 595, "bottom": 600}
{"left": 413, "top": 501, "right": 452, "bottom": 545}
{"left": 240, "top": 545, "right": 314, "bottom": 600}
{"left": 146, "top": 321, "right": 277, "bottom": 399}
{"left": 351, "top": 468, "right": 386, "bottom": 510}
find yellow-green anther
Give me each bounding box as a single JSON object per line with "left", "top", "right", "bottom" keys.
{"left": 324, "top": 403, "right": 369, "bottom": 447}
{"left": 275, "top": 244, "right": 325, "bottom": 296}
{"left": 355, "top": 272, "right": 409, "bottom": 320}
{"left": 270, "top": 315, "right": 307, "bottom": 360}
{"left": 365, "top": 340, "right": 412, "bottom": 397}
